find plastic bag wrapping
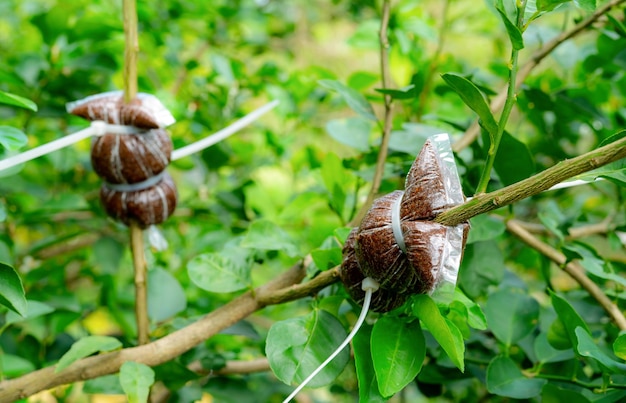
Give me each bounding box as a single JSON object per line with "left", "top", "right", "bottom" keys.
{"left": 67, "top": 91, "right": 178, "bottom": 228}
{"left": 339, "top": 133, "right": 469, "bottom": 312}
{"left": 100, "top": 172, "right": 177, "bottom": 229}
{"left": 66, "top": 91, "right": 175, "bottom": 128}
{"left": 91, "top": 128, "right": 172, "bottom": 184}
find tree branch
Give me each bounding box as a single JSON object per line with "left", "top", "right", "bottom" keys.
{"left": 351, "top": 0, "right": 393, "bottom": 226}
{"left": 506, "top": 219, "right": 626, "bottom": 331}
{"left": 0, "top": 262, "right": 308, "bottom": 401}
{"left": 452, "top": 0, "right": 626, "bottom": 152}
{"left": 436, "top": 135, "right": 626, "bottom": 226}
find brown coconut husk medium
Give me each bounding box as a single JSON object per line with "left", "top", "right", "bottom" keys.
{"left": 91, "top": 128, "right": 172, "bottom": 184}
{"left": 340, "top": 134, "right": 470, "bottom": 313}
{"left": 100, "top": 173, "right": 178, "bottom": 228}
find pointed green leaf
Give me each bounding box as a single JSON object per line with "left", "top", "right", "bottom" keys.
{"left": 187, "top": 252, "right": 251, "bottom": 293}
{"left": 241, "top": 219, "right": 299, "bottom": 257}
{"left": 486, "top": 355, "right": 546, "bottom": 398}
{"left": 613, "top": 334, "right": 626, "bottom": 360}
{"left": 371, "top": 316, "right": 425, "bottom": 398}
{"left": 321, "top": 153, "right": 348, "bottom": 219}
{"left": 453, "top": 288, "right": 487, "bottom": 330}
{"left": 6, "top": 300, "right": 54, "bottom": 325}
{"left": 56, "top": 336, "right": 122, "bottom": 372}
{"left": 0, "top": 262, "right": 27, "bottom": 317}
{"left": 318, "top": 79, "right": 377, "bottom": 120}
{"left": 485, "top": 289, "right": 539, "bottom": 346}
{"left": 493, "top": 131, "right": 535, "bottom": 186}
{"left": 147, "top": 267, "right": 187, "bottom": 321}
{"left": 575, "top": 327, "right": 626, "bottom": 373}
{"left": 0, "top": 90, "right": 37, "bottom": 111}
{"left": 441, "top": 73, "right": 499, "bottom": 140}
{"left": 536, "top": 0, "right": 571, "bottom": 12}
{"left": 119, "top": 361, "right": 155, "bottom": 403}
{"left": 466, "top": 214, "right": 506, "bottom": 244}
{"left": 353, "top": 324, "right": 386, "bottom": 403}
{"left": 549, "top": 291, "right": 590, "bottom": 353}
{"left": 325, "top": 117, "right": 372, "bottom": 152}
{"left": 413, "top": 294, "right": 465, "bottom": 371}
{"left": 0, "top": 354, "right": 36, "bottom": 378}
{"left": 0, "top": 126, "right": 28, "bottom": 152}
{"left": 459, "top": 241, "right": 505, "bottom": 298}
{"left": 495, "top": 7, "right": 524, "bottom": 49}
{"left": 542, "top": 383, "right": 591, "bottom": 403}
{"left": 266, "top": 309, "right": 349, "bottom": 388}
{"left": 574, "top": 0, "right": 595, "bottom": 11}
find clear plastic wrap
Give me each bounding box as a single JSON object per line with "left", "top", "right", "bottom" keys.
{"left": 340, "top": 133, "right": 470, "bottom": 312}
{"left": 66, "top": 91, "right": 175, "bottom": 128}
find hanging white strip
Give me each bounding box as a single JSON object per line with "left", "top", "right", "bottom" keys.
{"left": 171, "top": 100, "right": 279, "bottom": 161}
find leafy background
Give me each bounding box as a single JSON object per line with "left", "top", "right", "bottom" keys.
{"left": 0, "top": 0, "right": 625, "bottom": 402}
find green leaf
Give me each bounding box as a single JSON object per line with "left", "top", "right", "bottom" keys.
{"left": 311, "top": 247, "right": 342, "bottom": 271}
{"left": 325, "top": 117, "right": 372, "bottom": 152}
{"left": 56, "top": 336, "right": 122, "bottom": 372}
{"left": 614, "top": 334, "right": 626, "bottom": 360}
{"left": 485, "top": 288, "right": 539, "bottom": 346}
{"left": 371, "top": 316, "right": 425, "bottom": 398}
{"left": 441, "top": 73, "right": 499, "bottom": 140}
{"left": 6, "top": 300, "right": 55, "bottom": 325}
{"left": 413, "top": 294, "right": 465, "bottom": 371}
{"left": 0, "top": 353, "right": 36, "bottom": 377}
{"left": 549, "top": 291, "right": 590, "bottom": 353}
{"left": 187, "top": 252, "right": 251, "bottom": 293}
{"left": 575, "top": 327, "right": 626, "bottom": 373}
{"left": 574, "top": 0, "right": 595, "bottom": 11}
{"left": 119, "top": 361, "right": 155, "bottom": 403}
{"left": 562, "top": 243, "right": 626, "bottom": 287}
{"left": 318, "top": 79, "right": 377, "bottom": 121}
{"left": 536, "top": 0, "right": 571, "bottom": 12}
{"left": 148, "top": 267, "right": 187, "bottom": 322}
{"left": 0, "top": 126, "right": 28, "bottom": 152}
{"left": 459, "top": 241, "right": 505, "bottom": 298}
{"left": 542, "top": 383, "right": 591, "bottom": 403}
{"left": 321, "top": 153, "right": 349, "bottom": 220}
{"left": 486, "top": 355, "right": 546, "bottom": 398}
{"left": 375, "top": 85, "right": 419, "bottom": 100}
{"left": 495, "top": 5, "right": 524, "bottom": 50}
{"left": 241, "top": 219, "right": 299, "bottom": 257}
{"left": 466, "top": 214, "right": 506, "bottom": 244}
{"left": 493, "top": 131, "right": 535, "bottom": 186}
{"left": 0, "top": 90, "right": 37, "bottom": 111}
{"left": 266, "top": 309, "right": 349, "bottom": 388}
{"left": 0, "top": 262, "right": 27, "bottom": 317}
{"left": 534, "top": 332, "right": 575, "bottom": 364}
{"left": 353, "top": 324, "right": 386, "bottom": 403}
{"left": 453, "top": 288, "right": 487, "bottom": 330}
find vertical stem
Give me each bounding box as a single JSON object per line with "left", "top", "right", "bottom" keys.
{"left": 123, "top": 0, "right": 139, "bottom": 103}
{"left": 131, "top": 224, "right": 150, "bottom": 345}
{"left": 350, "top": 0, "right": 393, "bottom": 226}
{"left": 475, "top": 1, "right": 527, "bottom": 194}
{"left": 123, "top": 0, "right": 149, "bottom": 345}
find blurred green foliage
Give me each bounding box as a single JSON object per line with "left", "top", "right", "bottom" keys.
{"left": 0, "top": 0, "right": 625, "bottom": 402}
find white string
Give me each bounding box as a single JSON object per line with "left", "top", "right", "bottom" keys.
{"left": 391, "top": 193, "right": 407, "bottom": 253}
{"left": 103, "top": 171, "right": 165, "bottom": 192}
{"left": 282, "top": 277, "right": 380, "bottom": 403}
{"left": 0, "top": 121, "right": 142, "bottom": 172}
{"left": 171, "top": 100, "right": 279, "bottom": 161}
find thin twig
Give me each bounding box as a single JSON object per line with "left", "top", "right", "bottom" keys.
{"left": 131, "top": 224, "right": 150, "bottom": 345}
{"left": 436, "top": 135, "right": 626, "bottom": 226}
{"left": 351, "top": 0, "right": 394, "bottom": 226}
{"left": 123, "top": 0, "right": 139, "bottom": 103}
{"left": 123, "top": 0, "right": 150, "bottom": 346}
{"left": 415, "top": 0, "right": 450, "bottom": 121}
{"left": 506, "top": 219, "right": 626, "bottom": 330}
{"left": 452, "top": 0, "right": 626, "bottom": 152}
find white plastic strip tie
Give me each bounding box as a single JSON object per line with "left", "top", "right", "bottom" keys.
{"left": 282, "top": 277, "right": 380, "bottom": 403}
{"left": 103, "top": 171, "right": 165, "bottom": 192}
{"left": 0, "top": 121, "right": 143, "bottom": 172}
{"left": 391, "top": 192, "right": 408, "bottom": 254}
{"left": 171, "top": 100, "right": 279, "bottom": 161}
